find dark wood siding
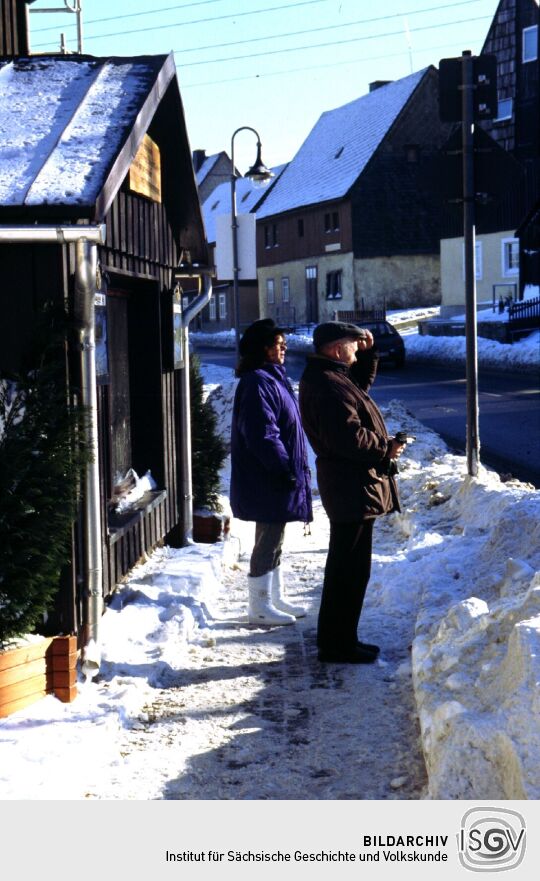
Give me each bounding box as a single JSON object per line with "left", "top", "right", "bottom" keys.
{"left": 0, "top": 0, "right": 30, "bottom": 57}
{"left": 480, "top": 0, "right": 539, "bottom": 159}
{"left": 351, "top": 69, "right": 453, "bottom": 258}
{"left": 257, "top": 201, "right": 353, "bottom": 266}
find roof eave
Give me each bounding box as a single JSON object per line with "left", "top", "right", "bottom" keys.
{"left": 92, "top": 52, "right": 176, "bottom": 222}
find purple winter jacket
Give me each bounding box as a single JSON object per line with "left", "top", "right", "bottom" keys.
{"left": 230, "top": 363, "right": 313, "bottom": 523}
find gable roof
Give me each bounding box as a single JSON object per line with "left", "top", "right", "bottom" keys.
{"left": 0, "top": 53, "right": 174, "bottom": 216}
{"left": 195, "top": 153, "right": 222, "bottom": 186}
{"left": 202, "top": 164, "right": 287, "bottom": 243}
{"left": 257, "top": 68, "right": 429, "bottom": 219}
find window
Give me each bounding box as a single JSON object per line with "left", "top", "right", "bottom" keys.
{"left": 266, "top": 278, "right": 275, "bottom": 305}
{"left": 324, "top": 211, "right": 340, "bottom": 233}
{"left": 218, "top": 293, "right": 227, "bottom": 319}
{"left": 264, "top": 224, "right": 279, "bottom": 248}
{"left": 326, "top": 270, "right": 343, "bottom": 299}
{"left": 297, "top": 218, "right": 304, "bottom": 237}
{"left": 209, "top": 295, "right": 217, "bottom": 320}
{"left": 462, "top": 241, "right": 483, "bottom": 280}
{"left": 495, "top": 98, "right": 513, "bottom": 121}
{"left": 502, "top": 238, "right": 519, "bottom": 276}
{"left": 282, "top": 277, "right": 290, "bottom": 303}
{"left": 523, "top": 26, "right": 538, "bottom": 63}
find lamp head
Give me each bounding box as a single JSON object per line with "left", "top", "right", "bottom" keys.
{"left": 245, "top": 141, "right": 274, "bottom": 186}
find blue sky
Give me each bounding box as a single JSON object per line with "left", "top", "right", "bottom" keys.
{"left": 28, "top": 0, "right": 499, "bottom": 171}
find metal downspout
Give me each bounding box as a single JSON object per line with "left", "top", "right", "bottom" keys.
{"left": 177, "top": 270, "right": 213, "bottom": 543}
{"left": 73, "top": 239, "right": 103, "bottom": 677}
{"left": 0, "top": 225, "right": 105, "bottom": 674}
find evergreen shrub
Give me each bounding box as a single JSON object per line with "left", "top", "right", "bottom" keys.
{"left": 190, "top": 353, "right": 227, "bottom": 513}
{"left": 0, "top": 324, "right": 90, "bottom": 647}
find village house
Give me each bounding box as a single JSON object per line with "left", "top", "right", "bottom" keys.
{"left": 255, "top": 67, "right": 453, "bottom": 326}
{"left": 0, "top": 2, "right": 210, "bottom": 681}
{"left": 195, "top": 165, "right": 287, "bottom": 333}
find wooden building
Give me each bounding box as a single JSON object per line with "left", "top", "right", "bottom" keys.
{"left": 256, "top": 67, "right": 453, "bottom": 324}
{"left": 0, "top": 46, "right": 209, "bottom": 652}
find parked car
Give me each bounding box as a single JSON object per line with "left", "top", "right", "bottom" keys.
{"left": 358, "top": 320, "right": 405, "bottom": 368}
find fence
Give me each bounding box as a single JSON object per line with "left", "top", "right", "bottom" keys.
{"left": 336, "top": 308, "right": 387, "bottom": 323}
{"left": 508, "top": 296, "right": 540, "bottom": 336}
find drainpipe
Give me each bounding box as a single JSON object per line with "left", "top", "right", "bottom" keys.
{"left": 175, "top": 267, "right": 214, "bottom": 543}
{"left": 73, "top": 238, "right": 104, "bottom": 678}
{"left": 0, "top": 224, "right": 105, "bottom": 675}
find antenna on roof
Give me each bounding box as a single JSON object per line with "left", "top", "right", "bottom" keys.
{"left": 28, "top": 1, "right": 84, "bottom": 55}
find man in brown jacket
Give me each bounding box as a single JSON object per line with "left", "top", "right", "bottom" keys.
{"left": 299, "top": 321, "right": 404, "bottom": 663}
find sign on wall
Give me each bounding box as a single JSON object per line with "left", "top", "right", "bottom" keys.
{"left": 128, "top": 134, "right": 162, "bottom": 202}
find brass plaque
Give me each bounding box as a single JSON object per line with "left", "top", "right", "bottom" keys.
{"left": 128, "top": 134, "right": 162, "bottom": 202}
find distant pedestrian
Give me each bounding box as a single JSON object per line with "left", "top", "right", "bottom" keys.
{"left": 299, "top": 321, "right": 404, "bottom": 663}
{"left": 230, "top": 319, "right": 312, "bottom": 626}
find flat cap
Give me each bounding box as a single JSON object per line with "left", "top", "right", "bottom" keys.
{"left": 313, "top": 321, "right": 366, "bottom": 349}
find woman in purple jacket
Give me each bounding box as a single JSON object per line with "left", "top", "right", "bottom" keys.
{"left": 230, "top": 319, "right": 313, "bottom": 626}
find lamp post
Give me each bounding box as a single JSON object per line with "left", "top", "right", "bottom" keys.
{"left": 230, "top": 126, "right": 273, "bottom": 359}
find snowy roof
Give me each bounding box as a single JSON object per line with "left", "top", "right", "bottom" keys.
{"left": 0, "top": 54, "right": 171, "bottom": 212}
{"left": 257, "top": 69, "right": 428, "bottom": 219}
{"left": 202, "top": 164, "right": 287, "bottom": 243}
{"left": 195, "top": 153, "right": 221, "bottom": 186}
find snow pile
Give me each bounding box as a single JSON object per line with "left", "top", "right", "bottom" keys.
{"left": 409, "top": 469, "right": 540, "bottom": 799}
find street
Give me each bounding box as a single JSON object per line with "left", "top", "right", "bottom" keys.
{"left": 193, "top": 346, "right": 540, "bottom": 488}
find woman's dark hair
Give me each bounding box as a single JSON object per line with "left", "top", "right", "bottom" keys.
{"left": 235, "top": 335, "right": 280, "bottom": 376}
{"left": 235, "top": 319, "right": 286, "bottom": 376}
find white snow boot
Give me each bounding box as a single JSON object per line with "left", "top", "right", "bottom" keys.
{"left": 248, "top": 572, "right": 295, "bottom": 626}
{"left": 271, "top": 565, "right": 306, "bottom": 618}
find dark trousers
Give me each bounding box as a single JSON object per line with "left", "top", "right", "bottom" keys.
{"left": 249, "top": 522, "right": 286, "bottom": 577}
{"left": 317, "top": 519, "right": 374, "bottom": 650}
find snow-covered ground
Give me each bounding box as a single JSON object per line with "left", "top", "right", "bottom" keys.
{"left": 1, "top": 321, "right": 539, "bottom": 800}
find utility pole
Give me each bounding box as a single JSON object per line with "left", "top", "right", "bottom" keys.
{"left": 439, "top": 52, "right": 498, "bottom": 477}
{"left": 461, "top": 50, "right": 480, "bottom": 477}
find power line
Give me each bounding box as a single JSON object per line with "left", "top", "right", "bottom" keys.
{"left": 178, "top": 36, "right": 484, "bottom": 89}
{"left": 32, "top": 0, "right": 226, "bottom": 33}
{"left": 31, "top": 0, "right": 329, "bottom": 46}
{"left": 175, "top": 13, "right": 491, "bottom": 68}
{"left": 173, "top": 0, "right": 484, "bottom": 57}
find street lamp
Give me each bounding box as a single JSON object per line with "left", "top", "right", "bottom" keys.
{"left": 230, "top": 126, "right": 273, "bottom": 359}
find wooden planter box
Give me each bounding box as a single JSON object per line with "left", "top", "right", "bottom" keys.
{"left": 192, "top": 512, "right": 230, "bottom": 543}
{"left": 0, "top": 635, "right": 78, "bottom": 719}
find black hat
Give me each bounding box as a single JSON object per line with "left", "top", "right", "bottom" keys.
{"left": 313, "top": 321, "right": 366, "bottom": 349}
{"left": 239, "top": 318, "right": 287, "bottom": 357}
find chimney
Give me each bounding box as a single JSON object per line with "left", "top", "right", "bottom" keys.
{"left": 369, "top": 80, "right": 393, "bottom": 92}
{"left": 192, "top": 149, "right": 207, "bottom": 172}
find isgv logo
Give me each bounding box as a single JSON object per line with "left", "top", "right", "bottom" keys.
{"left": 458, "top": 807, "right": 526, "bottom": 872}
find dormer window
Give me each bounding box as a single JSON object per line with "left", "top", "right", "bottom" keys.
{"left": 523, "top": 26, "right": 538, "bottom": 63}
